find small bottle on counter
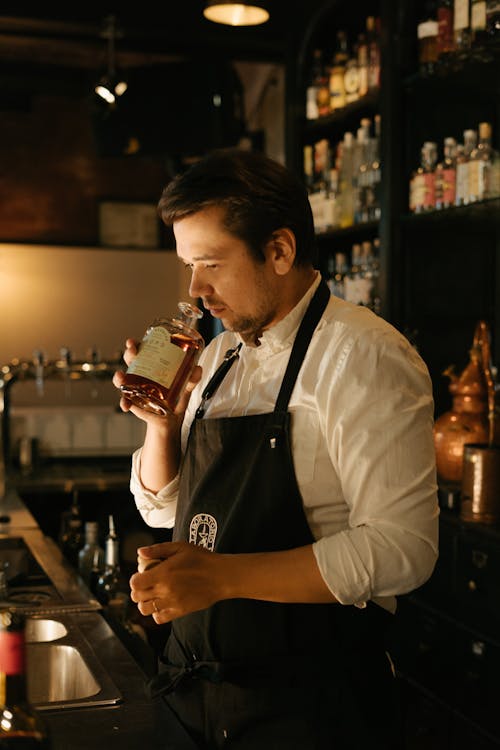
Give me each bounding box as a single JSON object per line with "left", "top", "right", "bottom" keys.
{"left": 58, "top": 489, "right": 84, "bottom": 567}
{"left": 120, "top": 302, "right": 205, "bottom": 416}
{"left": 78, "top": 521, "right": 104, "bottom": 592}
{"left": 96, "top": 515, "right": 127, "bottom": 612}
{"left": 0, "top": 609, "right": 50, "bottom": 748}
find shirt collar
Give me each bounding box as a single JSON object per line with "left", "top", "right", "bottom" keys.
{"left": 239, "top": 271, "right": 322, "bottom": 355}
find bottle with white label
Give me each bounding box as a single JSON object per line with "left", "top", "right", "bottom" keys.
{"left": 120, "top": 302, "right": 204, "bottom": 416}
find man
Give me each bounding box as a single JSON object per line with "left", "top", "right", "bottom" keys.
{"left": 114, "top": 148, "right": 439, "bottom": 749}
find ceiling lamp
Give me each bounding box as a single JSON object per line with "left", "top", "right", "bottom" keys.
{"left": 95, "top": 15, "right": 128, "bottom": 105}
{"left": 203, "top": 2, "right": 270, "bottom": 26}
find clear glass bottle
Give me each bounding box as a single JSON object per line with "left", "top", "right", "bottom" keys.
{"left": 78, "top": 521, "right": 104, "bottom": 592}
{"left": 96, "top": 515, "right": 126, "bottom": 610}
{"left": 454, "top": 0, "right": 471, "bottom": 56}
{"left": 120, "top": 302, "right": 204, "bottom": 416}
{"left": 0, "top": 610, "right": 50, "bottom": 748}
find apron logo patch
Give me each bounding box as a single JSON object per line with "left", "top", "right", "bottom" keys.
{"left": 189, "top": 513, "right": 218, "bottom": 550}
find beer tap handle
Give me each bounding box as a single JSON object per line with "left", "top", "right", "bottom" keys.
{"left": 32, "top": 349, "right": 46, "bottom": 397}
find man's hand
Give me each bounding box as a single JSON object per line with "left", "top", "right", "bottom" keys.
{"left": 130, "top": 541, "right": 229, "bottom": 624}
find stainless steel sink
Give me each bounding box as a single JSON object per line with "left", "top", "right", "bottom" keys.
{"left": 25, "top": 617, "right": 67, "bottom": 642}
{"left": 25, "top": 616, "right": 122, "bottom": 711}
{"left": 28, "top": 644, "right": 100, "bottom": 704}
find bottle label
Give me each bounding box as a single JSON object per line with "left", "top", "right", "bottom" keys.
{"left": 127, "top": 327, "right": 185, "bottom": 389}
{"left": 471, "top": 1, "right": 487, "bottom": 30}
{"left": 454, "top": 0, "right": 470, "bottom": 30}
{"left": 442, "top": 167, "right": 457, "bottom": 205}
{"left": 0, "top": 632, "right": 25, "bottom": 675}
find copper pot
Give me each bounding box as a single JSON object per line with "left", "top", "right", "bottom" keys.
{"left": 434, "top": 327, "right": 489, "bottom": 484}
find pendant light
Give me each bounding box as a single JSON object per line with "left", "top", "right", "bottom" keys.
{"left": 95, "top": 15, "right": 128, "bottom": 105}
{"left": 203, "top": 2, "right": 270, "bottom": 26}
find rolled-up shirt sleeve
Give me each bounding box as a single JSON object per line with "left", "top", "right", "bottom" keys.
{"left": 130, "top": 447, "right": 179, "bottom": 528}
{"left": 312, "top": 326, "right": 439, "bottom": 606}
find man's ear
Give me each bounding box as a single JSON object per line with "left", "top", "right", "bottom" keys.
{"left": 265, "top": 228, "right": 296, "bottom": 275}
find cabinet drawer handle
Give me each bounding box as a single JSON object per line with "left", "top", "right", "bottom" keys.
{"left": 468, "top": 579, "right": 477, "bottom": 591}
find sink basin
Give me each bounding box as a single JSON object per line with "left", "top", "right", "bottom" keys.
{"left": 27, "top": 644, "right": 100, "bottom": 705}
{"left": 23, "top": 615, "right": 122, "bottom": 711}
{"left": 25, "top": 617, "right": 67, "bottom": 642}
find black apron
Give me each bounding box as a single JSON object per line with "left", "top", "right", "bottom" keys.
{"left": 150, "top": 282, "right": 401, "bottom": 749}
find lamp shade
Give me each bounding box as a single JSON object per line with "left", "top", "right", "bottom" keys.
{"left": 203, "top": 2, "right": 269, "bottom": 26}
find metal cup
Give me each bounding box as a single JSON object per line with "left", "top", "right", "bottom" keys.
{"left": 460, "top": 443, "right": 500, "bottom": 524}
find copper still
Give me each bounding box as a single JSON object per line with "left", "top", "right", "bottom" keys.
{"left": 433, "top": 321, "right": 492, "bottom": 485}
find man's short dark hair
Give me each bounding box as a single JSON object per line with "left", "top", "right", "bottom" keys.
{"left": 158, "top": 148, "right": 317, "bottom": 267}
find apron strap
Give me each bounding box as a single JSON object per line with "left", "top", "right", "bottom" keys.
{"left": 195, "top": 343, "right": 242, "bottom": 419}
{"left": 273, "top": 280, "right": 331, "bottom": 415}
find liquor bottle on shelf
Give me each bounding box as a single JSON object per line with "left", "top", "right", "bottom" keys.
{"left": 58, "top": 488, "right": 84, "bottom": 567}
{"left": 337, "top": 132, "right": 355, "bottom": 228}
{"left": 305, "top": 48, "right": 322, "bottom": 120}
{"left": 353, "top": 119, "right": 371, "bottom": 223}
{"left": 453, "top": 0, "right": 471, "bottom": 57}
{"left": 0, "top": 610, "right": 50, "bottom": 748}
{"left": 435, "top": 136, "right": 457, "bottom": 209}
{"left": 344, "top": 38, "right": 361, "bottom": 105}
{"left": 455, "top": 128, "right": 477, "bottom": 205}
{"left": 412, "top": 141, "right": 438, "bottom": 212}
{"left": 315, "top": 51, "right": 331, "bottom": 118}
{"left": 332, "top": 252, "right": 349, "bottom": 299}
{"left": 96, "top": 515, "right": 127, "bottom": 612}
{"left": 418, "top": 4, "right": 439, "bottom": 76}
{"left": 329, "top": 30, "right": 349, "bottom": 112}
{"left": 303, "top": 144, "right": 314, "bottom": 192}
{"left": 471, "top": 0, "right": 488, "bottom": 50}
{"left": 357, "top": 33, "right": 369, "bottom": 98}
{"left": 437, "top": 0, "right": 455, "bottom": 64}
{"left": 468, "top": 121, "right": 493, "bottom": 202}
{"left": 366, "top": 16, "right": 381, "bottom": 89}
{"left": 78, "top": 521, "right": 104, "bottom": 592}
{"left": 120, "top": 302, "right": 204, "bottom": 416}
{"left": 344, "top": 243, "right": 362, "bottom": 305}
{"left": 366, "top": 114, "right": 382, "bottom": 221}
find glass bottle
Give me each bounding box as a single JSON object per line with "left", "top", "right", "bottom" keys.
{"left": 78, "top": 521, "right": 104, "bottom": 592}
{"left": 306, "top": 48, "right": 322, "bottom": 121}
{"left": 329, "top": 30, "right": 348, "bottom": 112}
{"left": 418, "top": 6, "right": 439, "bottom": 76}
{"left": 120, "top": 302, "right": 204, "bottom": 416}
{"left": 456, "top": 129, "right": 477, "bottom": 205}
{"left": 437, "top": 0, "right": 456, "bottom": 65}
{"left": 471, "top": 0, "right": 488, "bottom": 50}
{"left": 435, "top": 136, "right": 457, "bottom": 209}
{"left": 96, "top": 515, "right": 126, "bottom": 610}
{"left": 0, "top": 610, "right": 50, "bottom": 748}
{"left": 58, "top": 489, "right": 84, "bottom": 567}
{"left": 468, "top": 121, "right": 493, "bottom": 203}
{"left": 454, "top": 0, "right": 471, "bottom": 57}
{"left": 366, "top": 16, "right": 381, "bottom": 89}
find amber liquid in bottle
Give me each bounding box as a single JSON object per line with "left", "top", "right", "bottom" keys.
{"left": 120, "top": 302, "right": 204, "bottom": 416}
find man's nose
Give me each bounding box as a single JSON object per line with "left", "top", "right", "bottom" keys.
{"left": 189, "top": 268, "right": 213, "bottom": 298}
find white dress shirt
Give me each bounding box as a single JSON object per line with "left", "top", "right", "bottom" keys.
{"left": 131, "top": 273, "right": 439, "bottom": 613}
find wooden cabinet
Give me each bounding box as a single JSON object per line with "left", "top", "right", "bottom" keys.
{"left": 394, "top": 512, "right": 500, "bottom": 747}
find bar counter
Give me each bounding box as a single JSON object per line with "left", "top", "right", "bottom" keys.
{"left": 1, "top": 488, "right": 161, "bottom": 749}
